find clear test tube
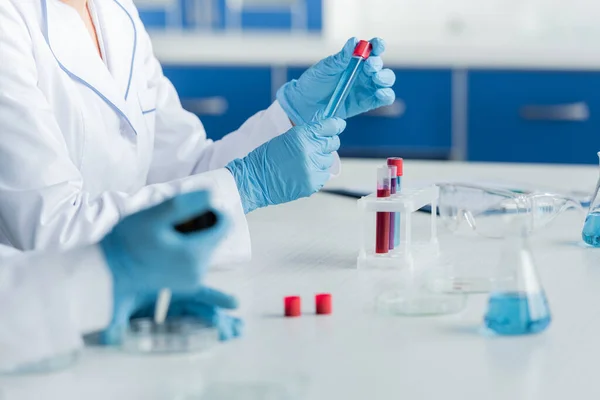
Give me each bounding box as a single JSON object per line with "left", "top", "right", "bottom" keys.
{"left": 323, "top": 40, "right": 373, "bottom": 118}
{"left": 387, "top": 157, "right": 404, "bottom": 247}
{"left": 376, "top": 166, "right": 391, "bottom": 254}
{"left": 387, "top": 165, "right": 397, "bottom": 250}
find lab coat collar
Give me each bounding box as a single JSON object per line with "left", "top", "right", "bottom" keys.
{"left": 93, "top": 0, "right": 137, "bottom": 102}
{"left": 41, "top": 0, "right": 141, "bottom": 137}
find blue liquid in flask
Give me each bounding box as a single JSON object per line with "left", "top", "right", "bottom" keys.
{"left": 484, "top": 292, "right": 551, "bottom": 335}
{"left": 582, "top": 211, "right": 600, "bottom": 247}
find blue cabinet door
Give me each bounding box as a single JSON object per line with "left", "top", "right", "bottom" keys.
{"left": 287, "top": 67, "right": 453, "bottom": 158}
{"left": 162, "top": 66, "right": 272, "bottom": 140}
{"left": 468, "top": 70, "right": 600, "bottom": 164}
{"left": 137, "top": 0, "right": 322, "bottom": 32}
{"left": 215, "top": 0, "right": 322, "bottom": 31}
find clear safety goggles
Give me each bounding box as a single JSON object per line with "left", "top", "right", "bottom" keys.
{"left": 437, "top": 183, "right": 583, "bottom": 238}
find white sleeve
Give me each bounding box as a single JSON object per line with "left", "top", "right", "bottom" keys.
{"left": 0, "top": 3, "right": 250, "bottom": 262}
{"left": 129, "top": 10, "right": 292, "bottom": 184}
{"left": 139, "top": 47, "right": 341, "bottom": 182}
{"left": 129, "top": 0, "right": 341, "bottom": 184}
{"left": 0, "top": 245, "right": 112, "bottom": 372}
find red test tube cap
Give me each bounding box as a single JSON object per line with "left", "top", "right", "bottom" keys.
{"left": 387, "top": 157, "right": 404, "bottom": 176}
{"left": 353, "top": 40, "right": 372, "bottom": 59}
{"left": 284, "top": 296, "right": 301, "bottom": 317}
{"left": 315, "top": 293, "right": 332, "bottom": 315}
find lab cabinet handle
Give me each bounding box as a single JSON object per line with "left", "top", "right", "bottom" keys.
{"left": 519, "top": 102, "right": 589, "bottom": 122}
{"left": 363, "top": 99, "right": 406, "bottom": 118}
{"left": 181, "top": 97, "right": 229, "bottom": 116}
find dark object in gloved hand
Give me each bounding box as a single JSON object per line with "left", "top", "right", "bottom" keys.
{"left": 175, "top": 211, "right": 218, "bottom": 234}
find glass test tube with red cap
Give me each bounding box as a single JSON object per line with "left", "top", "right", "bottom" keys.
{"left": 387, "top": 165, "right": 397, "bottom": 250}
{"left": 376, "top": 166, "right": 391, "bottom": 254}
{"left": 323, "top": 40, "right": 373, "bottom": 118}
{"left": 387, "top": 158, "right": 404, "bottom": 248}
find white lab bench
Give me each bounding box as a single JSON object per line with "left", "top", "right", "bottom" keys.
{"left": 1, "top": 159, "right": 599, "bottom": 400}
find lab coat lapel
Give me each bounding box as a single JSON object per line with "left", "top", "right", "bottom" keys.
{"left": 93, "top": 0, "right": 137, "bottom": 103}
{"left": 42, "top": 0, "right": 126, "bottom": 115}
{"left": 42, "top": 0, "right": 143, "bottom": 137}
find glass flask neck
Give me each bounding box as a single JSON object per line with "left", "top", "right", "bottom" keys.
{"left": 494, "top": 220, "right": 543, "bottom": 295}
{"left": 587, "top": 151, "right": 600, "bottom": 213}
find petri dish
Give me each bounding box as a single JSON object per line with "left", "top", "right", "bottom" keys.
{"left": 428, "top": 276, "right": 494, "bottom": 294}
{"left": 376, "top": 289, "right": 467, "bottom": 316}
{"left": 122, "top": 317, "right": 219, "bottom": 354}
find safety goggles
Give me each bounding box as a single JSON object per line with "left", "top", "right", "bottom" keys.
{"left": 437, "top": 183, "right": 583, "bottom": 238}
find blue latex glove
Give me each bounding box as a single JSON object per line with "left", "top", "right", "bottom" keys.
{"left": 276, "top": 37, "right": 396, "bottom": 125}
{"left": 130, "top": 287, "right": 243, "bottom": 341}
{"left": 99, "top": 190, "right": 232, "bottom": 344}
{"left": 226, "top": 118, "right": 345, "bottom": 214}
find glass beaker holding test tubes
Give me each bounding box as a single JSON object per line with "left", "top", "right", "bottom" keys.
{"left": 357, "top": 175, "right": 466, "bottom": 316}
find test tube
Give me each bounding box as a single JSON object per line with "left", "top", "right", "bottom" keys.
{"left": 387, "top": 165, "right": 397, "bottom": 250}
{"left": 376, "top": 166, "right": 391, "bottom": 254}
{"left": 323, "top": 40, "right": 373, "bottom": 118}
{"left": 387, "top": 158, "right": 404, "bottom": 247}
{"left": 154, "top": 211, "right": 219, "bottom": 326}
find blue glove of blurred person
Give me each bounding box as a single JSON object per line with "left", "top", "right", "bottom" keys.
{"left": 276, "top": 37, "right": 396, "bottom": 125}
{"left": 130, "top": 287, "right": 243, "bottom": 341}
{"left": 99, "top": 191, "right": 235, "bottom": 344}
{"left": 226, "top": 118, "right": 346, "bottom": 214}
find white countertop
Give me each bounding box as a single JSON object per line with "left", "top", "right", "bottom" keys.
{"left": 2, "top": 159, "right": 600, "bottom": 400}
{"left": 150, "top": 32, "right": 600, "bottom": 70}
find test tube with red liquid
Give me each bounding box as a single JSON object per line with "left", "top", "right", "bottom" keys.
{"left": 376, "top": 166, "right": 391, "bottom": 254}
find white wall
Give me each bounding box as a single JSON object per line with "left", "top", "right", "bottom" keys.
{"left": 324, "top": 0, "right": 600, "bottom": 45}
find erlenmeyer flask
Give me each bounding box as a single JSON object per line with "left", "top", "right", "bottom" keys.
{"left": 582, "top": 152, "right": 600, "bottom": 247}
{"left": 484, "top": 221, "right": 551, "bottom": 335}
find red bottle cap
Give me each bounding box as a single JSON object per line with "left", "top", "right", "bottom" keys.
{"left": 315, "top": 293, "right": 332, "bottom": 315}
{"left": 353, "top": 40, "right": 372, "bottom": 59}
{"left": 387, "top": 157, "right": 404, "bottom": 176}
{"left": 284, "top": 296, "right": 301, "bottom": 317}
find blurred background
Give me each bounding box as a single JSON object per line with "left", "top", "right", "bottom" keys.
{"left": 135, "top": 0, "right": 600, "bottom": 164}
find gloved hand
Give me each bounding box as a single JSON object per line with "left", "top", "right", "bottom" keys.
{"left": 276, "top": 37, "right": 396, "bottom": 125}
{"left": 226, "top": 118, "right": 346, "bottom": 214}
{"left": 130, "top": 287, "right": 243, "bottom": 341}
{"left": 99, "top": 190, "right": 233, "bottom": 344}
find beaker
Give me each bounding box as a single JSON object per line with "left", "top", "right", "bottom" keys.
{"left": 582, "top": 152, "right": 600, "bottom": 247}
{"left": 430, "top": 183, "right": 582, "bottom": 294}
{"left": 357, "top": 184, "right": 466, "bottom": 315}
{"left": 483, "top": 221, "right": 551, "bottom": 335}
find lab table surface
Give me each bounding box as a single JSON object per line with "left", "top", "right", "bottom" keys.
{"left": 2, "top": 159, "right": 600, "bottom": 400}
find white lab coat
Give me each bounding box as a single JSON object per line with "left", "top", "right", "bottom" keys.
{"left": 0, "top": 0, "right": 339, "bottom": 254}
{"left": 0, "top": 244, "right": 112, "bottom": 371}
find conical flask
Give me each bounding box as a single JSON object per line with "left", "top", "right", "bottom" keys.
{"left": 484, "top": 221, "right": 551, "bottom": 335}
{"left": 582, "top": 152, "right": 600, "bottom": 247}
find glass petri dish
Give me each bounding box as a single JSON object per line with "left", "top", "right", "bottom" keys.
{"left": 376, "top": 289, "right": 467, "bottom": 316}
{"left": 427, "top": 276, "right": 494, "bottom": 294}
{"left": 122, "top": 317, "right": 219, "bottom": 354}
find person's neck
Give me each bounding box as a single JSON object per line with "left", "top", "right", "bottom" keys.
{"left": 60, "top": 0, "right": 88, "bottom": 14}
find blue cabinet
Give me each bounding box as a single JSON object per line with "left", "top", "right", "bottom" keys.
{"left": 137, "top": 0, "right": 323, "bottom": 32}
{"left": 287, "top": 67, "right": 453, "bottom": 158}
{"left": 162, "top": 65, "right": 272, "bottom": 140}
{"left": 468, "top": 70, "right": 600, "bottom": 164}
